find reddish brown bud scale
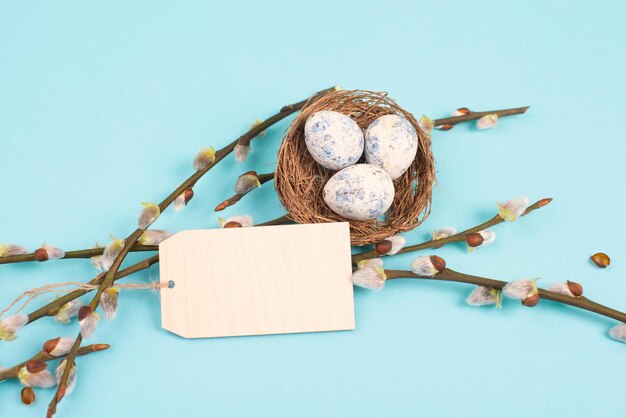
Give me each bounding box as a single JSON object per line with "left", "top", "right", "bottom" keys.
{"left": 26, "top": 360, "right": 48, "bottom": 374}
{"left": 375, "top": 240, "right": 392, "bottom": 256}
{"left": 436, "top": 124, "right": 453, "bottom": 131}
{"left": 183, "top": 188, "right": 194, "bottom": 205}
{"left": 34, "top": 248, "right": 49, "bottom": 262}
{"left": 538, "top": 197, "right": 553, "bottom": 207}
{"left": 567, "top": 281, "right": 583, "bottom": 297}
{"left": 93, "top": 343, "right": 111, "bottom": 352}
{"left": 43, "top": 337, "right": 61, "bottom": 354}
{"left": 456, "top": 107, "right": 470, "bottom": 115}
{"left": 77, "top": 305, "right": 93, "bottom": 321}
{"left": 242, "top": 170, "right": 258, "bottom": 177}
{"left": 214, "top": 200, "right": 230, "bottom": 212}
{"left": 21, "top": 386, "right": 36, "bottom": 405}
{"left": 522, "top": 293, "right": 540, "bottom": 307}
{"left": 429, "top": 255, "right": 446, "bottom": 273}
{"left": 591, "top": 253, "right": 610, "bottom": 268}
{"left": 223, "top": 221, "right": 243, "bottom": 228}
{"left": 465, "top": 232, "right": 484, "bottom": 248}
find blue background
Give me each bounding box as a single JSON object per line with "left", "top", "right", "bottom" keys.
{"left": 1, "top": 1, "right": 625, "bottom": 417}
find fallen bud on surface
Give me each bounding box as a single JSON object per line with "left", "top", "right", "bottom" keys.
{"left": 21, "top": 386, "right": 36, "bottom": 405}
{"left": 591, "top": 253, "right": 610, "bottom": 268}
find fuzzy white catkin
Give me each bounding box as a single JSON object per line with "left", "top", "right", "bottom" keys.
{"left": 19, "top": 367, "right": 55, "bottom": 388}
{"left": 498, "top": 197, "right": 530, "bottom": 221}
{"left": 548, "top": 282, "right": 573, "bottom": 297}
{"left": 357, "top": 258, "right": 383, "bottom": 269}
{"left": 139, "top": 230, "right": 173, "bottom": 245}
{"left": 478, "top": 230, "right": 496, "bottom": 246}
{"left": 101, "top": 238, "right": 124, "bottom": 272}
{"left": 0, "top": 244, "right": 29, "bottom": 257}
{"left": 0, "top": 314, "right": 28, "bottom": 340}
{"left": 54, "top": 300, "right": 83, "bottom": 323}
{"left": 385, "top": 236, "right": 406, "bottom": 255}
{"left": 431, "top": 227, "right": 457, "bottom": 240}
{"left": 79, "top": 312, "right": 100, "bottom": 340}
{"left": 609, "top": 324, "right": 626, "bottom": 343}
{"left": 48, "top": 337, "right": 75, "bottom": 357}
{"left": 56, "top": 360, "right": 77, "bottom": 395}
{"left": 411, "top": 256, "right": 438, "bottom": 277}
{"left": 42, "top": 244, "right": 65, "bottom": 260}
{"left": 503, "top": 279, "right": 535, "bottom": 299}
{"left": 234, "top": 144, "right": 251, "bottom": 162}
{"left": 351, "top": 268, "right": 385, "bottom": 290}
{"left": 466, "top": 286, "right": 499, "bottom": 306}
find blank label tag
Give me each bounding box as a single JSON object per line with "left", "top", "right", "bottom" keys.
{"left": 159, "top": 222, "right": 355, "bottom": 338}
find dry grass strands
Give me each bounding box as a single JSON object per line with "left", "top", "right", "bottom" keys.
{"left": 275, "top": 90, "right": 435, "bottom": 245}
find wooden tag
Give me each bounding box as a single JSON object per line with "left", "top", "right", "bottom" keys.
{"left": 158, "top": 222, "right": 355, "bottom": 338}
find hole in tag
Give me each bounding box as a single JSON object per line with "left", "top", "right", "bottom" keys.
{"left": 167, "top": 280, "right": 175, "bottom": 289}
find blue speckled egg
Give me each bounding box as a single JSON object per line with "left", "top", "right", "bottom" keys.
{"left": 323, "top": 164, "right": 395, "bottom": 221}
{"left": 364, "top": 114, "right": 418, "bottom": 180}
{"left": 304, "top": 111, "right": 364, "bottom": 170}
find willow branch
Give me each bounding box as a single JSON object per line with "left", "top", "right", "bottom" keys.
{"left": 0, "top": 343, "right": 110, "bottom": 382}
{"left": 47, "top": 87, "right": 336, "bottom": 417}
{"left": 384, "top": 268, "right": 626, "bottom": 323}
{"left": 214, "top": 172, "right": 275, "bottom": 212}
{"left": 432, "top": 106, "right": 529, "bottom": 129}
{"left": 0, "top": 244, "right": 157, "bottom": 266}
{"left": 352, "top": 198, "right": 552, "bottom": 264}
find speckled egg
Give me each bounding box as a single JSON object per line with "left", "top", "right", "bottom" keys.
{"left": 364, "top": 114, "right": 418, "bottom": 180}
{"left": 323, "top": 164, "right": 395, "bottom": 221}
{"left": 304, "top": 111, "right": 364, "bottom": 170}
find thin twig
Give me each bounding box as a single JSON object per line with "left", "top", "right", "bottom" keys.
{"left": 46, "top": 88, "right": 336, "bottom": 417}
{"left": 384, "top": 268, "right": 626, "bottom": 323}
{"left": 0, "top": 343, "right": 110, "bottom": 382}
{"left": 352, "top": 198, "right": 552, "bottom": 264}
{"left": 432, "top": 106, "right": 529, "bottom": 129}
{"left": 0, "top": 244, "right": 157, "bottom": 265}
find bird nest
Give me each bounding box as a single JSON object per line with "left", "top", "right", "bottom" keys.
{"left": 275, "top": 89, "right": 435, "bottom": 246}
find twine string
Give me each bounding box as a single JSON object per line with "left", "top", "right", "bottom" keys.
{"left": 0, "top": 281, "right": 170, "bottom": 319}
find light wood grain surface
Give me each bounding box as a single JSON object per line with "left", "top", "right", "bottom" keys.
{"left": 159, "top": 222, "right": 355, "bottom": 338}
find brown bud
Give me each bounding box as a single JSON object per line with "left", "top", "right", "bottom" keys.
{"left": 214, "top": 200, "right": 230, "bottom": 212}
{"left": 567, "top": 280, "right": 583, "bottom": 297}
{"left": 591, "top": 253, "right": 610, "bottom": 268}
{"left": 242, "top": 170, "right": 258, "bottom": 177}
{"left": 429, "top": 255, "right": 446, "bottom": 273}
{"left": 223, "top": 221, "right": 243, "bottom": 228}
{"left": 375, "top": 240, "right": 392, "bottom": 256}
{"left": 77, "top": 305, "right": 93, "bottom": 321}
{"left": 21, "top": 387, "right": 36, "bottom": 405}
{"left": 465, "top": 232, "right": 484, "bottom": 248}
{"left": 26, "top": 360, "right": 48, "bottom": 374}
{"left": 92, "top": 343, "right": 111, "bottom": 352}
{"left": 455, "top": 107, "right": 470, "bottom": 115}
{"left": 436, "top": 124, "right": 453, "bottom": 131}
{"left": 538, "top": 197, "right": 553, "bottom": 207}
{"left": 183, "top": 188, "right": 194, "bottom": 205}
{"left": 43, "top": 337, "right": 61, "bottom": 354}
{"left": 522, "top": 293, "right": 540, "bottom": 307}
{"left": 34, "top": 248, "right": 49, "bottom": 262}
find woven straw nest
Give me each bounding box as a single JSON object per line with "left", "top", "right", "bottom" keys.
{"left": 275, "top": 90, "right": 435, "bottom": 246}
